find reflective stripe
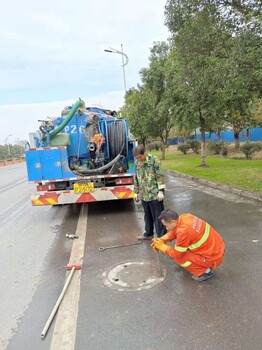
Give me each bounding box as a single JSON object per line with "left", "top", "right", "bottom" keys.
{"left": 175, "top": 245, "right": 187, "bottom": 252}
{"left": 189, "top": 224, "right": 210, "bottom": 250}
{"left": 181, "top": 261, "right": 192, "bottom": 267}
{"left": 174, "top": 223, "right": 210, "bottom": 252}
{"left": 45, "top": 198, "right": 58, "bottom": 205}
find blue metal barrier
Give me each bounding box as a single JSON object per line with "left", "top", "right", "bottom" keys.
{"left": 168, "top": 128, "right": 262, "bottom": 144}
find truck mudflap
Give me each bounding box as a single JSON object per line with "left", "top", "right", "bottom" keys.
{"left": 31, "top": 185, "right": 134, "bottom": 206}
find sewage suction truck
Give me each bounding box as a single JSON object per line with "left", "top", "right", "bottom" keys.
{"left": 25, "top": 99, "right": 135, "bottom": 206}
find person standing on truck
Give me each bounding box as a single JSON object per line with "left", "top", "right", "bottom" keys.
{"left": 133, "top": 144, "right": 166, "bottom": 239}
{"left": 151, "top": 209, "right": 225, "bottom": 281}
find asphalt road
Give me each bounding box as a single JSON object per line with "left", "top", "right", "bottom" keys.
{"left": 0, "top": 163, "right": 78, "bottom": 349}
{"left": 1, "top": 163, "right": 262, "bottom": 350}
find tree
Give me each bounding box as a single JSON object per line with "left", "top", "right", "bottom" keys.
{"left": 0, "top": 143, "right": 24, "bottom": 159}
{"left": 165, "top": 0, "right": 261, "bottom": 160}
{"left": 165, "top": 0, "right": 261, "bottom": 31}
{"left": 165, "top": 2, "right": 230, "bottom": 166}
{"left": 222, "top": 27, "right": 262, "bottom": 149}
{"left": 123, "top": 42, "right": 178, "bottom": 159}
{"left": 139, "top": 42, "right": 177, "bottom": 159}
{"left": 121, "top": 87, "right": 151, "bottom": 145}
{"left": 250, "top": 99, "right": 262, "bottom": 125}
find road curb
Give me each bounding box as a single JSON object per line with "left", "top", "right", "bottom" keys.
{"left": 166, "top": 170, "right": 262, "bottom": 203}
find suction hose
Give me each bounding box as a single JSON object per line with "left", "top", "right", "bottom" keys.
{"left": 72, "top": 144, "right": 125, "bottom": 175}
{"left": 42, "top": 99, "right": 85, "bottom": 142}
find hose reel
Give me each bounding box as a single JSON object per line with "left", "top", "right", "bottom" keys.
{"left": 107, "top": 120, "right": 127, "bottom": 157}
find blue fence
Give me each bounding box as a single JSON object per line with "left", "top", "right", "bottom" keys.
{"left": 168, "top": 137, "right": 185, "bottom": 145}
{"left": 168, "top": 127, "right": 262, "bottom": 145}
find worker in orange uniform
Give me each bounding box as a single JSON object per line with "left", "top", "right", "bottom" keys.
{"left": 151, "top": 209, "right": 225, "bottom": 282}
{"left": 93, "top": 133, "right": 104, "bottom": 154}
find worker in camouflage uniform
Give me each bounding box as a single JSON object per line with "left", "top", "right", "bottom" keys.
{"left": 133, "top": 144, "right": 166, "bottom": 239}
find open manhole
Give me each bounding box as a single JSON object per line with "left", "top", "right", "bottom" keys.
{"left": 101, "top": 260, "right": 167, "bottom": 292}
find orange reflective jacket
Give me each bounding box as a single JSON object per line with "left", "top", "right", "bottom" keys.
{"left": 163, "top": 213, "right": 225, "bottom": 269}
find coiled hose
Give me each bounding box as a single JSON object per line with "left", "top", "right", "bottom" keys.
{"left": 107, "top": 120, "right": 127, "bottom": 157}
{"left": 71, "top": 120, "right": 127, "bottom": 175}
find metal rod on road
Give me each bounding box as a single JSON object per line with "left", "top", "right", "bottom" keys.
{"left": 99, "top": 240, "right": 142, "bottom": 251}
{"left": 156, "top": 250, "right": 162, "bottom": 277}
{"left": 41, "top": 266, "right": 76, "bottom": 339}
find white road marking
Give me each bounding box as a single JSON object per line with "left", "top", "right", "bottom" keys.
{"left": 0, "top": 178, "right": 27, "bottom": 193}
{"left": 50, "top": 204, "right": 88, "bottom": 350}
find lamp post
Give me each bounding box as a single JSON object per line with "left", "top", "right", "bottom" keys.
{"left": 5, "top": 134, "right": 12, "bottom": 156}
{"left": 104, "top": 44, "right": 129, "bottom": 92}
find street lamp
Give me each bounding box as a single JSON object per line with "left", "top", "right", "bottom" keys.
{"left": 104, "top": 44, "right": 129, "bottom": 92}
{"left": 5, "top": 134, "right": 12, "bottom": 156}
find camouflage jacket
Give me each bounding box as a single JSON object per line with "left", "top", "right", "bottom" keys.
{"left": 134, "top": 154, "right": 165, "bottom": 202}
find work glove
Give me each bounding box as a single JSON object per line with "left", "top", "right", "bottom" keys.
{"left": 159, "top": 234, "right": 172, "bottom": 243}
{"left": 134, "top": 193, "right": 140, "bottom": 202}
{"left": 157, "top": 191, "right": 164, "bottom": 202}
{"left": 151, "top": 238, "right": 168, "bottom": 254}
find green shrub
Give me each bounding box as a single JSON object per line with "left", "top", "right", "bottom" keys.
{"left": 207, "top": 142, "right": 224, "bottom": 155}
{"left": 178, "top": 143, "right": 191, "bottom": 154}
{"left": 221, "top": 145, "right": 228, "bottom": 157}
{"left": 230, "top": 156, "right": 246, "bottom": 160}
{"left": 241, "top": 143, "right": 262, "bottom": 159}
{"left": 187, "top": 140, "right": 200, "bottom": 154}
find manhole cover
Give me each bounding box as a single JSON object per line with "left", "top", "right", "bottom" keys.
{"left": 101, "top": 260, "right": 167, "bottom": 292}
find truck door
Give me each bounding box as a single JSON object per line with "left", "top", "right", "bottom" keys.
{"left": 40, "top": 149, "right": 63, "bottom": 180}
{"left": 25, "top": 150, "right": 42, "bottom": 181}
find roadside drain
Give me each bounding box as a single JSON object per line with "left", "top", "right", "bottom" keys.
{"left": 101, "top": 260, "right": 167, "bottom": 292}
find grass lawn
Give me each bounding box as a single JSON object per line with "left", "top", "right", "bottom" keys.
{"left": 153, "top": 150, "right": 262, "bottom": 193}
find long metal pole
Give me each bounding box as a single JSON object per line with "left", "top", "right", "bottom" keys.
{"left": 156, "top": 251, "right": 162, "bottom": 277}
{"left": 121, "top": 44, "right": 127, "bottom": 93}
{"left": 105, "top": 46, "right": 128, "bottom": 93}
{"left": 40, "top": 266, "right": 76, "bottom": 339}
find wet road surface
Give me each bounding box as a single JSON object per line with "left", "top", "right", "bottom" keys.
{"left": 75, "top": 175, "right": 262, "bottom": 350}
{"left": 0, "top": 164, "right": 79, "bottom": 349}
{"left": 2, "top": 164, "right": 262, "bottom": 350}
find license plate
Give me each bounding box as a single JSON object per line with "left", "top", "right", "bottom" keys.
{"left": 74, "top": 182, "right": 94, "bottom": 194}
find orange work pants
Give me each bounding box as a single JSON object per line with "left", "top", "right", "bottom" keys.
{"left": 178, "top": 250, "right": 225, "bottom": 277}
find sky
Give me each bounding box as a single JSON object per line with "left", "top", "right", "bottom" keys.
{"left": 0, "top": 0, "right": 169, "bottom": 145}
